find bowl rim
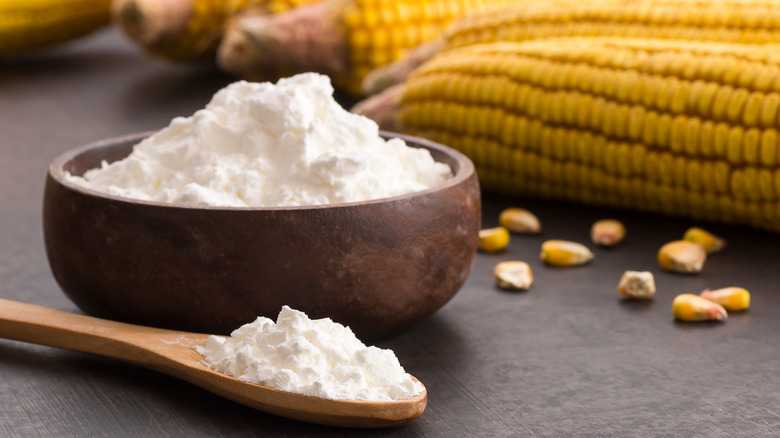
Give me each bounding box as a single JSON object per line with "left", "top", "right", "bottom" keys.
{"left": 48, "top": 130, "right": 477, "bottom": 211}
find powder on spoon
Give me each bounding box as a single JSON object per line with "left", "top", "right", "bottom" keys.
{"left": 194, "top": 306, "right": 424, "bottom": 401}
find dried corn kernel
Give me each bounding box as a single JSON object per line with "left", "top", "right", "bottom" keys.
{"left": 683, "top": 227, "right": 726, "bottom": 254}
{"left": 540, "top": 240, "right": 593, "bottom": 267}
{"left": 658, "top": 240, "right": 707, "bottom": 274}
{"left": 499, "top": 208, "right": 541, "bottom": 234}
{"left": 478, "top": 227, "right": 510, "bottom": 253}
{"left": 672, "top": 294, "right": 727, "bottom": 322}
{"left": 700, "top": 287, "right": 750, "bottom": 312}
{"left": 591, "top": 219, "right": 626, "bottom": 247}
{"left": 494, "top": 261, "right": 533, "bottom": 290}
{"left": 618, "top": 270, "right": 655, "bottom": 299}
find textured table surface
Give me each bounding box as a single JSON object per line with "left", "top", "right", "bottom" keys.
{"left": 1, "top": 28, "right": 778, "bottom": 438}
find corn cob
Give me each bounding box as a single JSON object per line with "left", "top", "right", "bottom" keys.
{"left": 216, "top": 0, "right": 515, "bottom": 95}
{"left": 112, "top": 0, "right": 316, "bottom": 61}
{"left": 0, "top": 0, "right": 111, "bottom": 54}
{"left": 352, "top": 37, "right": 780, "bottom": 232}
{"left": 363, "top": 0, "right": 780, "bottom": 95}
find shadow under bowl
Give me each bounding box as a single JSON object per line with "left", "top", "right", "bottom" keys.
{"left": 43, "top": 131, "right": 481, "bottom": 341}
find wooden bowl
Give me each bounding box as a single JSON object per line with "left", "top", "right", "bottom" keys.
{"left": 43, "top": 131, "right": 481, "bottom": 341}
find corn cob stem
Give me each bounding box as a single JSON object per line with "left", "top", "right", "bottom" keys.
{"left": 218, "top": 0, "right": 350, "bottom": 83}
{"left": 351, "top": 83, "right": 405, "bottom": 131}
{"left": 113, "top": 0, "right": 310, "bottom": 61}
{"left": 363, "top": 40, "right": 444, "bottom": 96}
{"left": 112, "top": 0, "right": 193, "bottom": 56}
{"left": 218, "top": 0, "right": 515, "bottom": 95}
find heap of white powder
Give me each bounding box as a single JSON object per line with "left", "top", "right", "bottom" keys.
{"left": 194, "top": 306, "right": 424, "bottom": 401}
{"left": 65, "top": 73, "right": 451, "bottom": 207}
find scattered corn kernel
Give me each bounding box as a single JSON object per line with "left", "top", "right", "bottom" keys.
{"left": 591, "top": 219, "right": 626, "bottom": 247}
{"left": 494, "top": 261, "right": 533, "bottom": 290}
{"left": 478, "top": 227, "right": 510, "bottom": 253}
{"left": 699, "top": 287, "right": 750, "bottom": 312}
{"left": 617, "top": 270, "right": 655, "bottom": 299}
{"left": 498, "top": 208, "right": 541, "bottom": 234}
{"left": 540, "top": 239, "right": 594, "bottom": 267}
{"left": 683, "top": 227, "right": 726, "bottom": 254}
{"left": 658, "top": 240, "right": 707, "bottom": 274}
{"left": 672, "top": 294, "right": 727, "bottom": 322}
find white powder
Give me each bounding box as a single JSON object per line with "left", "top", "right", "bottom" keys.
{"left": 65, "top": 73, "right": 451, "bottom": 207}
{"left": 194, "top": 306, "right": 424, "bottom": 401}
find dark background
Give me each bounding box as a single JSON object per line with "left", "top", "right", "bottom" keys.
{"left": 1, "top": 28, "right": 778, "bottom": 437}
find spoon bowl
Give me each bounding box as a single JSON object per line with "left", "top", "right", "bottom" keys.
{"left": 0, "top": 298, "right": 427, "bottom": 428}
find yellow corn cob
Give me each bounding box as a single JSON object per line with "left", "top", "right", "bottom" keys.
{"left": 216, "top": 0, "right": 515, "bottom": 95}
{"left": 112, "top": 0, "right": 315, "bottom": 61}
{"left": 0, "top": 0, "right": 111, "bottom": 54}
{"left": 363, "top": 0, "right": 780, "bottom": 95}
{"left": 353, "top": 38, "right": 780, "bottom": 232}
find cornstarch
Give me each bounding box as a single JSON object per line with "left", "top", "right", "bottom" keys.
{"left": 65, "top": 73, "right": 451, "bottom": 207}
{"left": 194, "top": 306, "right": 424, "bottom": 401}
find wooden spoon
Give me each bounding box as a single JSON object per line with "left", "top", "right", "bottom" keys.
{"left": 0, "top": 298, "right": 427, "bottom": 428}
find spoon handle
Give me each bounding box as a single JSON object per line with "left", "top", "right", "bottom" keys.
{"left": 0, "top": 298, "right": 206, "bottom": 373}
{"left": 0, "top": 298, "right": 429, "bottom": 428}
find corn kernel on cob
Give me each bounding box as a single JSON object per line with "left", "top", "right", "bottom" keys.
{"left": 700, "top": 287, "right": 750, "bottom": 311}
{"left": 217, "top": 0, "right": 515, "bottom": 95}
{"left": 0, "top": 0, "right": 111, "bottom": 54}
{"left": 673, "top": 293, "right": 727, "bottom": 322}
{"left": 353, "top": 38, "right": 780, "bottom": 232}
{"left": 112, "top": 0, "right": 315, "bottom": 61}
{"left": 363, "top": 0, "right": 780, "bottom": 95}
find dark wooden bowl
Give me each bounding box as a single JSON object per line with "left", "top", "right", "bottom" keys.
{"left": 43, "top": 131, "right": 481, "bottom": 341}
